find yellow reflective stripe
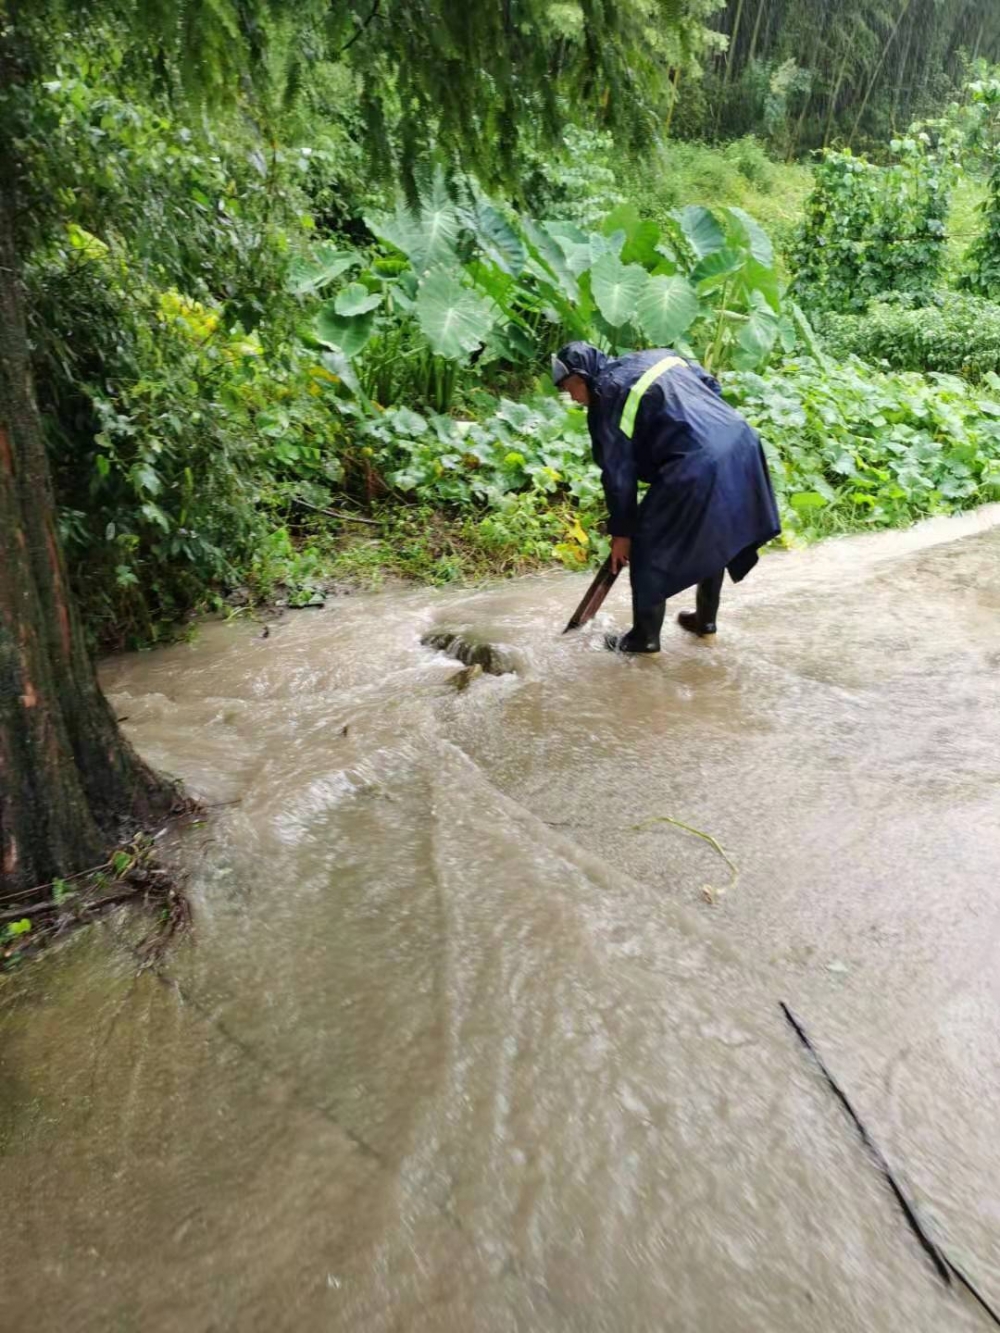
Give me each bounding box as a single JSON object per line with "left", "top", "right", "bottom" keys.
{"left": 618, "top": 355, "right": 684, "bottom": 439}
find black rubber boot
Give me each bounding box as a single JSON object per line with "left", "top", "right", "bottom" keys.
{"left": 677, "top": 572, "right": 724, "bottom": 638}
{"left": 605, "top": 599, "right": 666, "bottom": 654}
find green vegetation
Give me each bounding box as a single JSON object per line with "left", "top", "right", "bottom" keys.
{"left": 729, "top": 358, "right": 1000, "bottom": 537}
{"left": 819, "top": 293, "right": 1000, "bottom": 379}
{"left": 8, "top": 0, "right": 1000, "bottom": 901}
{"left": 689, "top": 1, "right": 1000, "bottom": 156}
{"left": 790, "top": 133, "right": 955, "bottom": 313}
{"left": 13, "top": 27, "right": 1000, "bottom": 648}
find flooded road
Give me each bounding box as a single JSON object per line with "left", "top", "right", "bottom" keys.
{"left": 4, "top": 508, "right": 1000, "bottom": 1331}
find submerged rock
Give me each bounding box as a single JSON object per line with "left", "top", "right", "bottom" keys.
{"left": 422, "top": 630, "right": 518, "bottom": 676}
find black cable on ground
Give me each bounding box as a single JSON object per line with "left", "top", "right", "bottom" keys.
{"left": 780, "top": 1002, "right": 1000, "bottom": 1328}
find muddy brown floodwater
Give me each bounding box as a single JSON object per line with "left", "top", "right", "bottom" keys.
{"left": 4, "top": 508, "right": 1000, "bottom": 1332}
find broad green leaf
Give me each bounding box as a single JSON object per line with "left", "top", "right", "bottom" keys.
{"left": 466, "top": 199, "right": 527, "bottom": 275}
{"left": 622, "top": 220, "right": 661, "bottom": 269}
{"left": 777, "top": 313, "right": 798, "bottom": 354}
{"left": 675, "top": 206, "right": 725, "bottom": 260}
{"left": 545, "top": 221, "right": 590, "bottom": 248}
{"left": 692, "top": 247, "right": 745, "bottom": 292}
{"left": 415, "top": 267, "right": 495, "bottom": 361}
{"left": 466, "top": 260, "right": 518, "bottom": 315}
{"left": 590, "top": 253, "right": 648, "bottom": 328}
{"left": 334, "top": 283, "right": 382, "bottom": 316}
{"left": 733, "top": 295, "right": 780, "bottom": 370}
{"left": 501, "top": 323, "right": 537, "bottom": 360}
{"left": 419, "top": 175, "right": 461, "bottom": 269}
{"left": 636, "top": 275, "right": 700, "bottom": 344}
{"left": 287, "top": 245, "right": 358, "bottom": 295}
{"left": 366, "top": 181, "right": 459, "bottom": 273}
{"left": 315, "top": 303, "right": 376, "bottom": 357}
{"left": 391, "top": 407, "right": 428, "bottom": 436}
{"left": 544, "top": 222, "right": 594, "bottom": 278}
{"left": 724, "top": 207, "right": 774, "bottom": 268}
{"left": 521, "top": 218, "right": 581, "bottom": 305}
{"left": 790, "top": 491, "right": 829, "bottom": 510}
{"left": 590, "top": 231, "right": 625, "bottom": 263}
{"left": 131, "top": 462, "right": 162, "bottom": 495}
{"left": 66, "top": 223, "right": 108, "bottom": 261}
{"left": 365, "top": 204, "right": 425, "bottom": 264}
{"left": 790, "top": 301, "right": 827, "bottom": 361}
{"left": 601, "top": 203, "right": 641, "bottom": 237}
{"left": 738, "top": 257, "right": 781, "bottom": 311}
{"left": 320, "top": 350, "right": 359, "bottom": 393}
{"left": 484, "top": 321, "right": 537, "bottom": 362}
{"left": 602, "top": 204, "right": 661, "bottom": 269}
{"left": 140, "top": 502, "right": 171, "bottom": 532}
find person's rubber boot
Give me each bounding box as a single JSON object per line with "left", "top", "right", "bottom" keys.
{"left": 677, "top": 572, "right": 723, "bottom": 638}
{"left": 605, "top": 600, "right": 666, "bottom": 654}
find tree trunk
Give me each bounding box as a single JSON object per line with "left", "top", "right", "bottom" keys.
{"left": 746, "top": 0, "right": 766, "bottom": 66}
{"left": 850, "top": 0, "right": 913, "bottom": 145}
{"left": 0, "top": 128, "right": 176, "bottom": 897}
{"left": 823, "top": 43, "right": 853, "bottom": 149}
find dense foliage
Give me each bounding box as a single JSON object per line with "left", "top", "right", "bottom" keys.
{"left": 307, "top": 173, "right": 808, "bottom": 401}
{"left": 9, "top": 8, "right": 1000, "bottom": 649}
{"left": 790, "top": 135, "right": 953, "bottom": 312}
{"left": 819, "top": 293, "right": 1000, "bottom": 379}
{"left": 690, "top": 0, "right": 1000, "bottom": 155}
{"left": 729, "top": 357, "right": 1000, "bottom": 534}
{"left": 958, "top": 76, "right": 1000, "bottom": 298}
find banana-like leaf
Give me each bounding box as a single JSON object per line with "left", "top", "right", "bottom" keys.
{"left": 636, "top": 274, "right": 701, "bottom": 345}
{"left": 590, "top": 252, "right": 649, "bottom": 328}
{"left": 416, "top": 266, "right": 496, "bottom": 361}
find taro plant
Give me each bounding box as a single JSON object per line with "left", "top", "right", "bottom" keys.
{"left": 294, "top": 172, "right": 808, "bottom": 409}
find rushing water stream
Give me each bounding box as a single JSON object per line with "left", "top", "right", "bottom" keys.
{"left": 4, "top": 508, "right": 1000, "bottom": 1332}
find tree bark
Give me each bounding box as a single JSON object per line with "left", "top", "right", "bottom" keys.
{"left": 0, "top": 114, "right": 176, "bottom": 897}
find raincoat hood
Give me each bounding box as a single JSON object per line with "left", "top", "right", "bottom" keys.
{"left": 552, "top": 342, "right": 609, "bottom": 387}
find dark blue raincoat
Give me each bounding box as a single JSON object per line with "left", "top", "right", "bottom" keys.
{"left": 587, "top": 348, "right": 781, "bottom": 610}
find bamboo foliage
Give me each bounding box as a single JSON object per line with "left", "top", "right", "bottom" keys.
{"left": 701, "top": 0, "right": 1000, "bottom": 151}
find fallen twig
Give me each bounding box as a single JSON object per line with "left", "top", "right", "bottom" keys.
{"left": 632, "top": 814, "right": 739, "bottom": 900}
{"left": 291, "top": 496, "right": 379, "bottom": 525}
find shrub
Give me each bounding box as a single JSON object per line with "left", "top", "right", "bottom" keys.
{"left": 726, "top": 356, "right": 1000, "bottom": 537}
{"left": 791, "top": 136, "right": 953, "bottom": 314}
{"left": 29, "top": 233, "right": 344, "bottom": 648}
{"left": 819, "top": 293, "right": 1000, "bottom": 380}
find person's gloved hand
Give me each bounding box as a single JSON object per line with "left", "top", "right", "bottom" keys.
{"left": 610, "top": 535, "right": 631, "bottom": 575}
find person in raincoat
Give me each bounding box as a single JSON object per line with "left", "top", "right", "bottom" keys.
{"left": 552, "top": 341, "right": 781, "bottom": 653}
